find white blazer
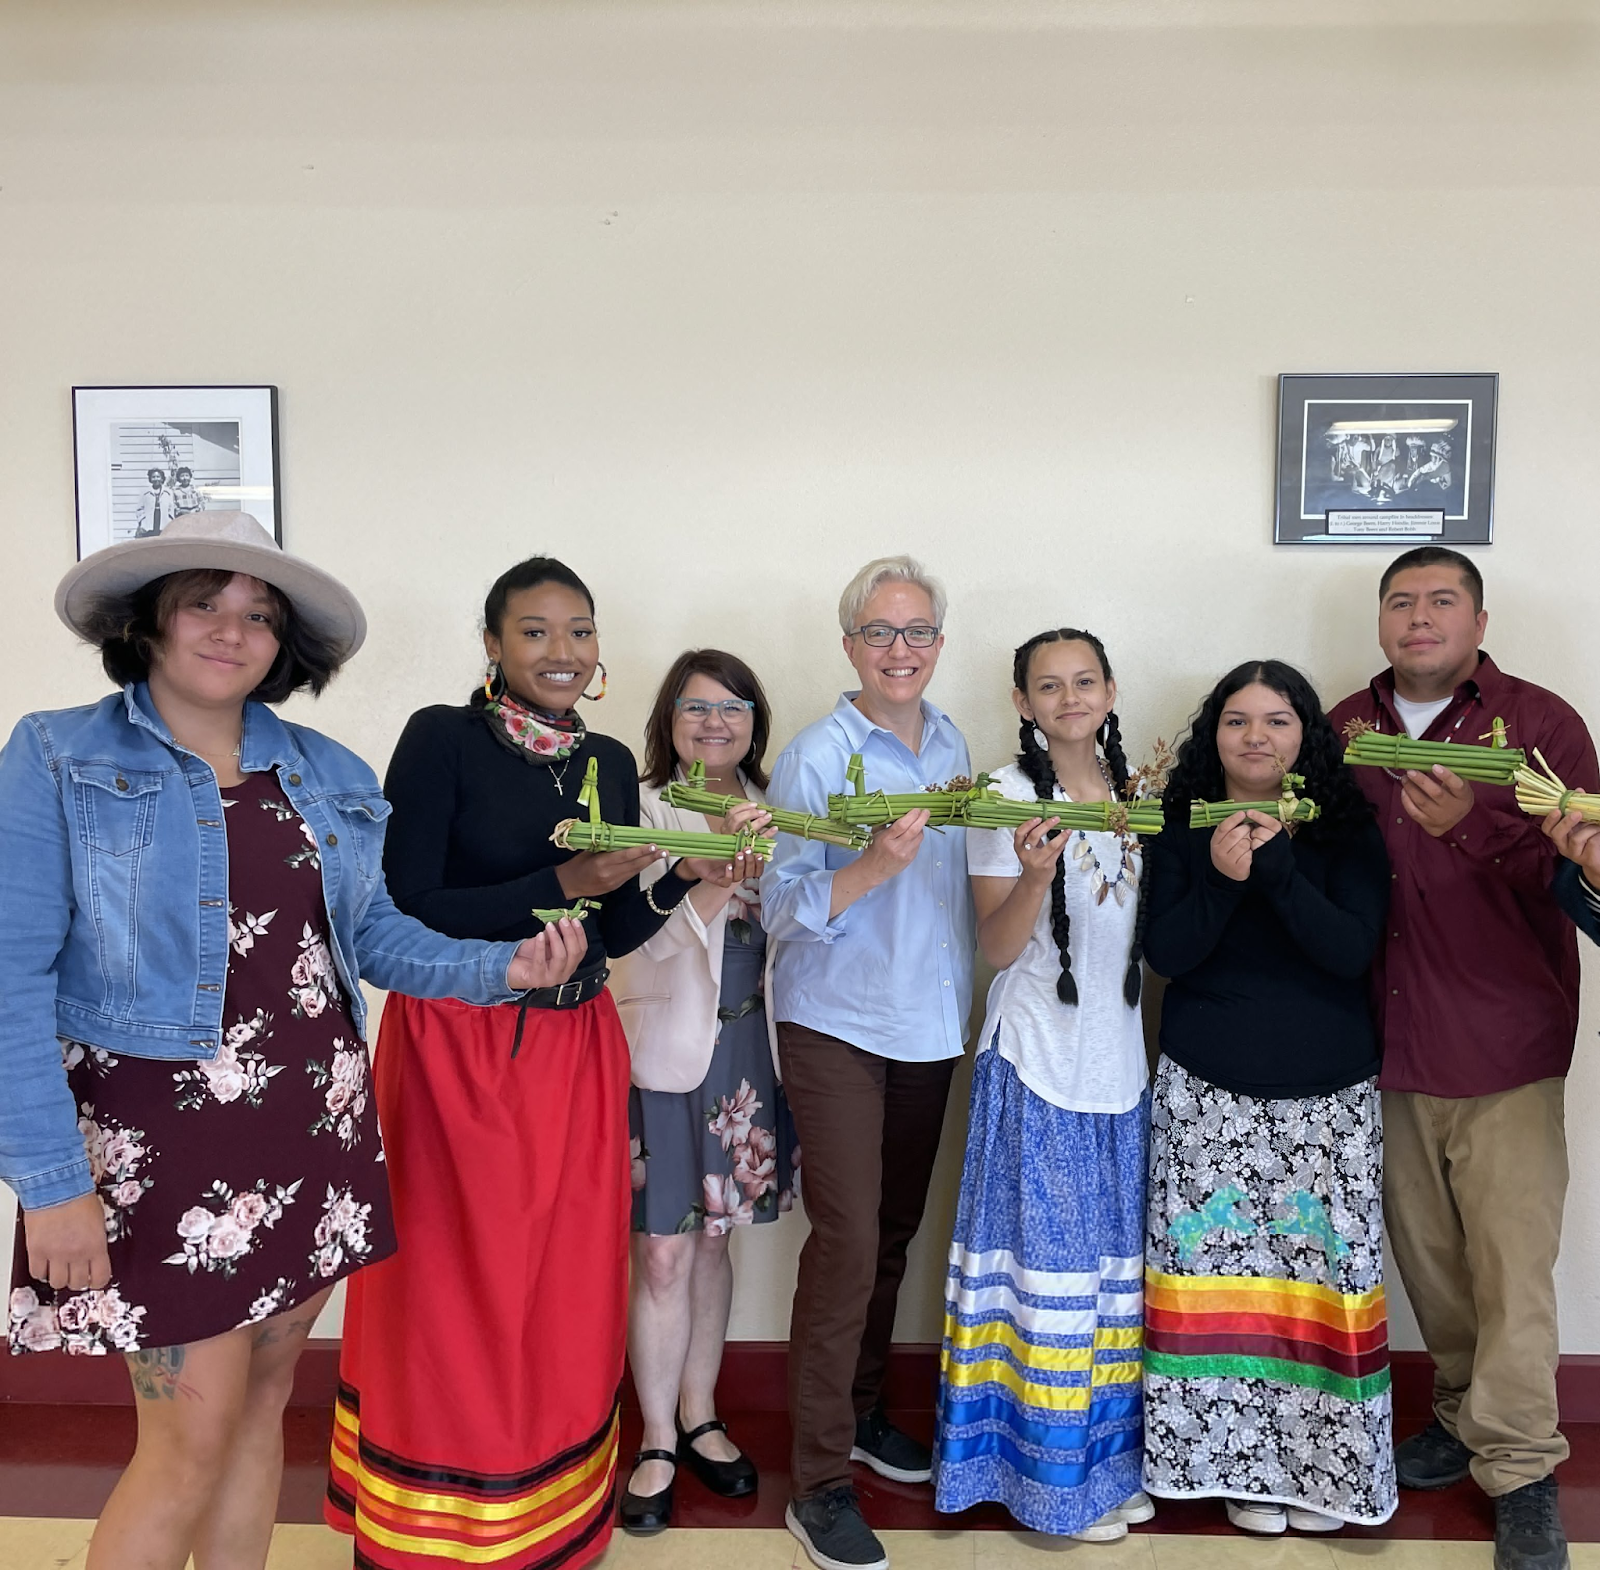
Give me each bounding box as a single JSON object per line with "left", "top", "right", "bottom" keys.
{"left": 609, "top": 775, "right": 780, "bottom": 1094}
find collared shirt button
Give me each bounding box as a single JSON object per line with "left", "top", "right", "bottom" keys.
{"left": 1391, "top": 988, "right": 1399, "bottom": 996}
{"left": 1392, "top": 932, "right": 1400, "bottom": 940}
{"left": 1395, "top": 816, "right": 1404, "bottom": 825}
{"left": 943, "top": 979, "right": 950, "bottom": 986}
{"left": 326, "top": 833, "right": 338, "bottom": 847}
{"left": 288, "top": 773, "right": 302, "bottom": 786}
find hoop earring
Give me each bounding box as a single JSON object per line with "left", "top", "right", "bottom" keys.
{"left": 483, "top": 661, "right": 506, "bottom": 701}
{"left": 580, "top": 663, "right": 608, "bottom": 703}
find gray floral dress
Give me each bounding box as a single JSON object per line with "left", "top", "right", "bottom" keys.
{"left": 8, "top": 772, "right": 394, "bottom": 1354}
{"left": 628, "top": 897, "right": 797, "bottom": 1235}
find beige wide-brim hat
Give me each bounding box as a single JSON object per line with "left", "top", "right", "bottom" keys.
{"left": 56, "top": 512, "right": 367, "bottom": 659}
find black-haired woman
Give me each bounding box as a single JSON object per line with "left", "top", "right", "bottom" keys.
{"left": 329, "top": 560, "right": 737, "bottom": 1570}
{"left": 1, "top": 514, "right": 583, "bottom": 1570}
{"left": 1141, "top": 661, "right": 1396, "bottom": 1535}
{"left": 612, "top": 649, "right": 795, "bottom": 1534}
{"left": 934, "top": 629, "right": 1153, "bottom": 1541}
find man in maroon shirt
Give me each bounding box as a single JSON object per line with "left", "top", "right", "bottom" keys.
{"left": 1331, "top": 546, "right": 1597, "bottom": 1570}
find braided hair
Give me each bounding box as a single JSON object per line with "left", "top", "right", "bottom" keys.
{"left": 1011, "top": 629, "right": 1152, "bottom": 1010}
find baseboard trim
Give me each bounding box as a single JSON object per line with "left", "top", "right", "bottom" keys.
{"left": 6, "top": 1340, "right": 1600, "bottom": 1421}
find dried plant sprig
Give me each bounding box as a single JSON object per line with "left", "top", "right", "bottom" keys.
{"left": 662, "top": 761, "right": 871, "bottom": 849}
{"left": 552, "top": 757, "right": 776, "bottom": 859}
{"left": 1513, "top": 749, "right": 1600, "bottom": 824}
{"left": 1341, "top": 716, "right": 1525, "bottom": 784}
{"left": 530, "top": 897, "right": 602, "bottom": 923}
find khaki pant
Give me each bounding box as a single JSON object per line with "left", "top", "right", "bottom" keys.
{"left": 1382, "top": 1078, "right": 1569, "bottom": 1495}
{"left": 779, "top": 1023, "right": 956, "bottom": 1498}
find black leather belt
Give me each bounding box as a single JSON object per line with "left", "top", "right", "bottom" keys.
{"left": 511, "top": 966, "right": 610, "bottom": 1057}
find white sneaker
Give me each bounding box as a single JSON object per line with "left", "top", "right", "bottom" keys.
{"left": 1287, "top": 1505, "right": 1344, "bottom": 1533}
{"left": 1067, "top": 1511, "right": 1129, "bottom": 1542}
{"left": 1226, "top": 1499, "right": 1288, "bottom": 1534}
{"left": 1111, "top": 1491, "right": 1155, "bottom": 1525}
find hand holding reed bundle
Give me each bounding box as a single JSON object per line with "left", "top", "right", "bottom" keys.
{"left": 1513, "top": 750, "right": 1600, "bottom": 824}
{"left": 1342, "top": 716, "right": 1525, "bottom": 785}
{"left": 551, "top": 757, "right": 777, "bottom": 860}
{"left": 663, "top": 760, "right": 871, "bottom": 849}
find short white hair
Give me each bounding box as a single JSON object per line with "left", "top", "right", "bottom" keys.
{"left": 837, "top": 554, "right": 948, "bottom": 635}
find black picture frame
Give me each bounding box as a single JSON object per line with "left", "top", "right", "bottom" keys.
{"left": 1273, "top": 372, "right": 1497, "bottom": 546}
{"left": 71, "top": 385, "right": 282, "bottom": 559}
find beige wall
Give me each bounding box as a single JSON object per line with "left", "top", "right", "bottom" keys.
{"left": 3, "top": 0, "right": 1599, "bottom": 1352}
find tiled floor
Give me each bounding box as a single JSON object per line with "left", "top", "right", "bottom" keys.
{"left": 5, "top": 1409, "right": 1600, "bottom": 1566}
{"left": 9, "top": 1525, "right": 1600, "bottom": 1570}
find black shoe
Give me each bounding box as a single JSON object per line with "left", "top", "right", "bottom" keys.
{"left": 1494, "top": 1476, "right": 1569, "bottom": 1570}
{"left": 849, "top": 1406, "right": 932, "bottom": 1484}
{"left": 1395, "top": 1420, "right": 1473, "bottom": 1490}
{"left": 619, "top": 1448, "right": 675, "bottom": 1536}
{"left": 677, "top": 1414, "right": 757, "bottom": 1498}
{"left": 786, "top": 1486, "right": 888, "bottom": 1570}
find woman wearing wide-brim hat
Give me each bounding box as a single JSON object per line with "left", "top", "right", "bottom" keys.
{"left": 0, "top": 512, "right": 585, "bottom": 1570}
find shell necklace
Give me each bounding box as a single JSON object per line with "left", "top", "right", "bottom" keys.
{"left": 1066, "top": 756, "right": 1140, "bottom": 907}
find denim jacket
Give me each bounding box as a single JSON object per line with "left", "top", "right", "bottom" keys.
{"left": 0, "top": 685, "right": 524, "bottom": 1211}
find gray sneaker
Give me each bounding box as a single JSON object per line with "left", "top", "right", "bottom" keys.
{"left": 1494, "top": 1476, "right": 1569, "bottom": 1570}
{"left": 786, "top": 1487, "right": 889, "bottom": 1570}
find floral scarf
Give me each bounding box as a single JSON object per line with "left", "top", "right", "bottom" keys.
{"left": 481, "top": 691, "right": 586, "bottom": 765}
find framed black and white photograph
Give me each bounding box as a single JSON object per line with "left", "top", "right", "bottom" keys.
{"left": 1274, "top": 372, "right": 1497, "bottom": 546}
{"left": 71, "top": 385, "right": 281, "bottom": 559}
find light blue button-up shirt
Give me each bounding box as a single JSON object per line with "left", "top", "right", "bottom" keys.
{"left": 760, "top": 692, "right": 975, "bottom": 1063}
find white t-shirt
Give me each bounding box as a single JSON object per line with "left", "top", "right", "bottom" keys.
{"left": 966, "top": 761, "right": 1148, "bottom": 1115}
{"left": 1393, "top": 693, "right": 1452, "bottom": 739}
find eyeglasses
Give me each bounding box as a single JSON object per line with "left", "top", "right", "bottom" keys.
{"left": 849, "top": 623, "right": 941, "bottom": 649}
{"left": 674, "top": 698, "right": 756, "bottom": 721}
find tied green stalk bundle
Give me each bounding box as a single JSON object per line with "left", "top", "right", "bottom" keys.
{"left": 1514, "top": 750, "right": 1600, "bottom": 824}
{"left": 824, "top": 753, "right": 1319, "bottom": 837}
{"left": 662, "top": 760, "right": 871, "bottom": 849}
{"left": 551, "top": 757, "right": 776, "bottom": 861}
{"left": 1188, "top": 778, "right": 1320, "bottom": 827}
{"left": 530, "top": 897, "right": 601, "bottom": 923}
{"left": 1341, "top": 716, "right": 1525, "bottom": 785}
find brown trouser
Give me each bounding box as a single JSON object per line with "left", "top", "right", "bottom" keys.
{"left": 778, "top": 1022, "right": 956, "bottom": 1499}
{"left": 1382, "top": 1078, "right": 1569, "bottom": 1496}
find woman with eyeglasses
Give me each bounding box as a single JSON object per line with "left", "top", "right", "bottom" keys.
{"left": 610, "top": 650, "right": 792, "bottom": 1534}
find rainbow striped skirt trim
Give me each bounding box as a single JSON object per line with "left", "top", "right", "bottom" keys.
{"left": 1141, "top": 1057, "right": 1397, "bottom": 1525}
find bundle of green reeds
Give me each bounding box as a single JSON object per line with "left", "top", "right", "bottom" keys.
{"left": 662, "top": 760, "right": 871, "bottom": 849}
{"left": 529, "top": 897, "right": 602, "bottom": 923}
{"left": 552, "top": 758, "right": 776, "bottom": 860}
{"left": 1514, "top": 750, "right": 1600, "bottom": 824}
{"left": 823, "top": 753, "right": 1318, "bottom": 836}
{"left": 1342, "top": 716, "right": 1525, "bottom": 785}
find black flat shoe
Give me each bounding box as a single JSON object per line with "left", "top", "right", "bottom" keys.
{"left": 620, "top": 1448, "right": 676, "bottom": 1535}
{"left": 677, "top": 1415, "right": 758, "bottom": 1498}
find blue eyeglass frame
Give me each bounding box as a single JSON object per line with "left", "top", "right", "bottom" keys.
{"left": 674, "top": 697, "right": 757, "bottom": 717}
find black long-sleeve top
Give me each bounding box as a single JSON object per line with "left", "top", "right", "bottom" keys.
{"left": 381, "top": 704, "right": 691, "bottom": 973}
{"left": 1144, "top": 816, "right": 1390, "bottom": 1098}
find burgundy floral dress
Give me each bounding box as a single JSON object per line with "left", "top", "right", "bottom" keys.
{"left": 8, "top": 772, "right": 394, "bottom": 1355}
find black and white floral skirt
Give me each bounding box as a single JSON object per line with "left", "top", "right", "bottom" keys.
{"left": 1141, "top": 1056, "right": 1397, "bottom": 1525}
